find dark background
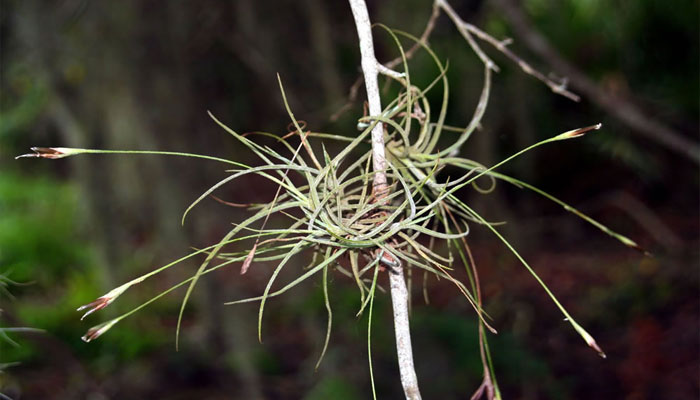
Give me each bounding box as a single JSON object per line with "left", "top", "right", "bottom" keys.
{"left": 1, "top": 0, "right": 698, "bottom": 399}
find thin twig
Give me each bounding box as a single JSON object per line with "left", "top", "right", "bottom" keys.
{"left": 437, "top": 0, "right": 499, "bottom": 72}
{"left": 384, "top": 1, "right": 441, "bottom": 69}
{"left": 334, "top": 2, "right": 440, "bottom": 122}
{"left": 464, "top": 23, "right": 579, "bottom": 101}
{"left": 336, "top": 0, "right": 582, "bottom": 122}
{"left": 437, "top": 0, "right": 580, "bottom": 101}
{"left": 377, "top": 63, "right": 406, "bottom": 79}
{"left": 491, "top": 0, "right": 700, "bottom": 163}
{"left": 348, "top": 0, "right": 422, "bottom": 398}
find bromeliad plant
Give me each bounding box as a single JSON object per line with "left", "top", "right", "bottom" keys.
{"left": 17, "top": 3, "right": 642, "bottom": 399}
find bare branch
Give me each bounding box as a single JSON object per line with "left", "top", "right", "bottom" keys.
{"left": 388, "top": 264, "right": 422, "bottom": 400}
{"left": 491, "top": 0, "right": 700, "bottom": 164}
{"left": 436, "top": 0, "right": 500, "bottom": 72}
{"left": 348, "top": 0, "right": 388, "bottom": 199}
{"left": 348, "top": 0, "right": 422, "bottom": 398}
{"left": 334, "top": 2, "right": 440, "bottom": 122}
{"left": 384, "top": 1, "right": 441, "bottom": 69}
{"left": 437, "top": 0, "right": 581, "bottom": 101}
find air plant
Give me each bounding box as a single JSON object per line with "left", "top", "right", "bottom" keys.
{"left": 17, "top": 14, "right": 642, "bottom": 400}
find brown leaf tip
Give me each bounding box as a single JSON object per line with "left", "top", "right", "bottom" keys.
{"left": 240, "top": 244, "right": 258, "bottom": 275}
{"left": 588, "top": 339, "right": 607, "bottom": 359}
{"left": 81, "top": 326, "right": 103, "bottom": 343}
{"left": 15, "top": 147, "right": 74, "bottom": 160}
{"left": 81, "top": 320, "right": 117, "bottom": 343}
{"left": 561, "top": 123, "right": 603, "bottom": 139}
{"left": 631, "top": 243, "right": 653, "bottom": 258}
{"left": 77, "top": 296, "right": 112, "bottom": 320}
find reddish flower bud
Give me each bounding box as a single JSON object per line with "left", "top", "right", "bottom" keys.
{"left": 77, "top": 284, "right": 131, "bottom": 320}
{"left": 77, "top": 296, "right": 113, "bottom": 320}
{"left": 15, "top": 147, "right": 82, "bottom": 160}
{"left": 81, "top": 320, "right": 118, "bottom": 343}
{"left": 555, "top": 123, "right": 602, "bottom": 140}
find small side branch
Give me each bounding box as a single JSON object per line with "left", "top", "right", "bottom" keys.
{"left": 384, "top": 1, "right": 441, "bottom": 70}
{"left": 437, "top": 0, "right": 580, "bottom": 101}
{"left": 491, "top": 0, "right": 700, "bottom": 163}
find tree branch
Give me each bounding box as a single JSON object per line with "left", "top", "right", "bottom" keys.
{"left": 348, "top": 0, "right": 422, "bottom": 398}
{"left": 348, "top": 0, "right": 387, "bottom": 198}
{"left": 491, "top": 0, "right": 700, "bottom": 164}
{"left": 437, "top": 0, "right": 580, "bottom": 101}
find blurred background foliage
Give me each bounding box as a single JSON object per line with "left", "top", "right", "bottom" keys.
{"left": 1, "top": 0, "right": 697, "bottom": 398}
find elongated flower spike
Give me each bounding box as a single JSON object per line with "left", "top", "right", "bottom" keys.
{"left": 15, "top": 147, "right": 86, "bottom": 160}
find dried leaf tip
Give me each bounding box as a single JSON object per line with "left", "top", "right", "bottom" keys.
{"left": 572, "top": 320, "right": 606, "bottom": 358}
{"left": 575, "top": 323, "right": 607, "bottom": 358}
{"left": 15, "top": 147, "right": 82, "bottom": 160}
{"left": 619, "top": 236, "right": 653, "bottom": 257}
{"left": 81, "top": 320, "right": 118, "bottom": 343}
{"left": 77, "top": 284, "right": 132, "bottom": 320}
{"left": 555, "top": 123, "right": 602, "bottom": 140}
{"left": 77, "top": 297, "right": 112, "bottom": 320}
{"left": 588, "top": 338, "right": 607, "bottom": 359}
{"left": 240, "top": 244, "right": 258, "bottom": 275}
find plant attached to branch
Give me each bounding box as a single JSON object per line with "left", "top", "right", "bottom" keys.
{"left": 17, "top": 2, "right": 643, "bottom": 399}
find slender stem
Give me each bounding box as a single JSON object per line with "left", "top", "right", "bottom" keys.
{"left": 348, "top": 1, "right": 422, "bottom": 399}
